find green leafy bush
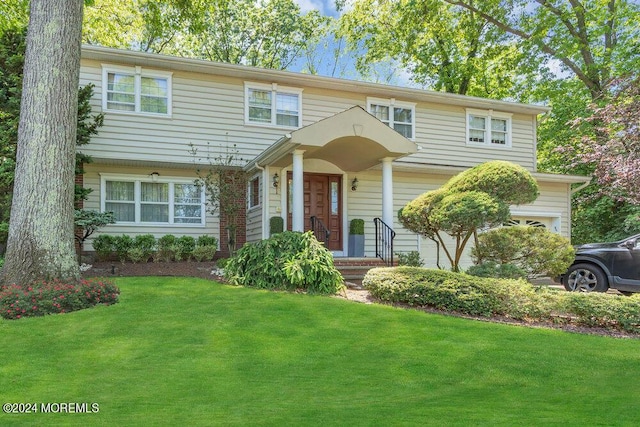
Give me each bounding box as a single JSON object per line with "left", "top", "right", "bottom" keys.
{"left": 113, "top": 235, "right": 134, "bottom": 262}
{"left": 157, "top": 235, "right": 177, "bottom": 262}
{"left": 349, "top": 219, "right": 365, "bottom": 235}
{"left": 127, "top": 247, "right": 147, "bottom": 263}
{"left": 92, "top": 234, "right": 115, "bottom": 261}
{"left": 395, "top": 251, "right": 424, "bottom": 267}
{"left": 363, "top": 267, "right": 640, "bottom": 333}
{"left": 225, "top": 231, "right": 344, "bottom": 294}
{"left": 197, "top": 235, "right": 218, "bottom": 249}
{"left": 175, "top": 236, "right": 196, "bottom": 261}
{"left": 133, "top": 234, "right": 157, "bottom": 260}
{"left": 216, "top": 257, "right": 229, "bottom": 269}
{"left": 471, "top": 225, "right": 575, "bottom": 279}
{"left": 192, "top": 245, "right": 216, "bottom": 262}
{"left": 1, "top": 278, "right": 120, "bottom": 320}
{"left": 269, "top": 216, "right": 284, "bottom": 235}
{"left": 467, "top": 261, "right": 527, "bottom": 280}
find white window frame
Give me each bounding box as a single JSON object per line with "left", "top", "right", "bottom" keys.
{"left": 367, "top": 97, "right": 416, "bottom": 140}
{"left": 102, "top": 64, "right": 173, "bottom": 117}
{"left": 247, "top": 174, "right": 262, "bottom": 209}
{"left": 244, "top": 82, "right": 303, "bottom": 129}
{"left": 100, "top": 174, "right": 205, "bottom": 226}
{"left": 466, "top": 108, "right": 512, "bottom": 147}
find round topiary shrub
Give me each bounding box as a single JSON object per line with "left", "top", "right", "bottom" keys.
{"left": 225, "top": 231, "right": 344, "bottom": 294}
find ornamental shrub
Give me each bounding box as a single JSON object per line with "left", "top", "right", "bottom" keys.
{"left": 157, "top": 235, "right": 177, "bottom": 262}
{"left": 395, "top": 251, "right": 424, "bottom": 267}
{"left": 466, "top": 261, "right": 527, "bottom": 280}
{"left": 349, "top": 219, "right": 365, "bottom": 235}
{"left": 113, "top": 235, "right": 134, "bottom": 262}
{"left": 363, "top": 267, "right": 640, "bottom": 333}
{"left": 0, "top": 278, "right": 120, "bottom": 320}
{"left": 92, "top": 234, "right": 115, "bottom": 261}
{"left": 471, "top": 225, "right": 575, "bottom": 279}
{"left": 197, "top": 235, "right": 218, "bottom": 249}
{"left": 269, "top": 216, "right": 284, "bottom": 235}
{"left": 192, "top": 245, "right": 216, "bottom": 262}
{"left": 175, "top": 236, "right": 196, "bottom": 261}
{"left": 225, "top": 231, "right": 344, "bottom": 294}
{"left": 133, "top": 234, "right": 157, "bottom": 260}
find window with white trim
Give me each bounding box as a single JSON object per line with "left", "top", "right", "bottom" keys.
{"left": 102, "top": 65, "right": 172, "bottom": 116}
{"left": 367, "top": 97, "right": 415, "bottom": 139}
{"left": 245, "top": 82, "right": 302, "bottom": 128}
{"left": 248, "top": 175, "right": 261, "bottom": 209}
{"left": 102, "top": 175, "right": 204, "bottom": 225}
{"left": 466, "top": 109, "right": 512, "bottom": 146}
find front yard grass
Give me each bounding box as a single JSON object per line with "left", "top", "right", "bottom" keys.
{"left": 1, "top": 277, "right": 639, "bottom": 426}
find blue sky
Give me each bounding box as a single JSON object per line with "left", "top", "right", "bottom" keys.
{"left": 294, "top": 0, "right": 342, "bottom": 17}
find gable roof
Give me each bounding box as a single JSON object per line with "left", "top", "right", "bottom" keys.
{"left": 81, "top": 45, "right": 550, "bottom": 116}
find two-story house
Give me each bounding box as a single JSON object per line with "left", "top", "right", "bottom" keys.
{"left": 78, "top": 45, "right": 587, "bottom": 269}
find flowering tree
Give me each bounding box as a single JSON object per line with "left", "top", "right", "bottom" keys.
{"left": 571, "top": 76, "right": 640, "bottom": 204}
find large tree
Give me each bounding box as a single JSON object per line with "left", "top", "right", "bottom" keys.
{"left": 2, "top": 0, "right": 84, "bottom": 285}
{"left": 339, "top": 0, "right": 521, "bottom": 97}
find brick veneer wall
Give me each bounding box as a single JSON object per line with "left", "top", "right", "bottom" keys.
{"left": 218, "top": 171, "right": 247, "bottom": 258}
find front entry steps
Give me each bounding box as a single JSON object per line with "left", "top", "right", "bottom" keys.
{"left": 333, "top": 257, "right": 388, "bottom": 289}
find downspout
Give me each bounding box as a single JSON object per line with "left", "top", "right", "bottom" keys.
{"left": 254, "top": 162, "right": 269, "bottom": 240}
{"left": 571, "top": 179, "right": 591, "bottom": 195}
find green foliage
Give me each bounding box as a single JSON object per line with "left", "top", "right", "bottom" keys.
{"left": 395, "top": 251, "right": 424, "bottom": 267}
{"left": 113, "top": 235, "right": 134, "bottom": 262}
{"left": 192, "top": 245, "right": 217, "bottom": 262}
{"left": 92, "top": 234, "right": 116, "bottom": 261}
{"left": 216, "top": 257, "right": 230, "bottom": 269}
{"left": 0, "top": 278, "right": 120, "bottom": 319}
{"left": 466, "top": 261, "right": 527, "bottom": 280}
{"left": 130, "top": 234, "right": 156, "bottom": 262}
{"left": 444, "top": 161, "right": 539, "bottom": 205}
{"left": 269, "top": 216, "right": 284, "bottom": 235}
{"left": 157, "top": 234, "right": 177, "bottom": 262}
{"left": 363, "top": 267, "right": 640, "bottom": 332}
{"left": 225, "top": 231, "right": 344, "bottom": 294}
{"left": 349, "top": 218, "right": 365, "bottom": 235}
{"left": 399, "top": 161, "right": 538, "bottom": 271}
{"left": 471, "top": 226, "right": 575, "bottom": 279}
{"left": 196, "top": 235, "right": 218, "bottom": 249}
{"left": 175, "top": 236, "right": 196, "bottom": 261}
{"left": 74, "top": 210, "right": 115, "bottom": 247}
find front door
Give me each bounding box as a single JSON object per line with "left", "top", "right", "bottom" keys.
{"left": 287, "top": 172, "right": 342, "bottom": 251}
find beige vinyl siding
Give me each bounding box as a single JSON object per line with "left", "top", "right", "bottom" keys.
{"left": 80, "top": 58, "right": 540, "bottom": 172}
{"left": 246, "top": 205, "right": 263, "bottom": 243}
{"left": 82, "top": 164, "right": 219, "bottom": 251}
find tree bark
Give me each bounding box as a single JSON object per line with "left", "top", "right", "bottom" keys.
{"left": 1, "top": 0, "right": 84, "bottom": 286}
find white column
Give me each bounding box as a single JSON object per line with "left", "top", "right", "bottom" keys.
{"left": 381, "top": 157, "right": 394, "bottom": 226}
{"left": 292, "top": 149, "right": 305, "bottom": 232}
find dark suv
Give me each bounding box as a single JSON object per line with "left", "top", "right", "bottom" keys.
{"left": 562, "top": 234, "right": 640, "bottom": 294}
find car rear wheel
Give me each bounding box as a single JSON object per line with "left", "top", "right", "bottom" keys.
{"left": 564, "top": 263, "right": 608, "bottom": 292}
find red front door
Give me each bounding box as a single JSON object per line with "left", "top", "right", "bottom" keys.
{"left": 287, "top": 173, "right": 342, "bottom": 251}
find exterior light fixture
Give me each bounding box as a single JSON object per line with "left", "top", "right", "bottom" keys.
{"left": 351, "top": 177, "right": 359, "bottom": 191}
{"left": 150, "top": 172, "right": 160, "bottom": 182}
{"left": 273, "top": 172, "right": 280, "bottom": 188}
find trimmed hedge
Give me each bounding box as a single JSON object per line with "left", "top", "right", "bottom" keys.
{"left": 363, "top": 267, "right": 640, "bottom": 333}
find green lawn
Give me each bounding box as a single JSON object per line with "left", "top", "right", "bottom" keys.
{"left": 1, "top": 277, "right": 639, "bottom": 426}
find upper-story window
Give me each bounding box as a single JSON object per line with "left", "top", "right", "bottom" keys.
{"left": 102, "top": 65, "right": 172, "bottom": 116}
{"left": 466, "top": 108, "right": 512, "bottom": 147}
{"left": 245, "top": 82, "right": 302, "bottom": 128}
{"left": 101, "top": 175, "right": 204, "bottom": 226}
{"left": 367, "top": 97, "right": 416, "bottom": 139}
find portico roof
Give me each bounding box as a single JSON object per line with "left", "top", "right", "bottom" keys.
{"left": 248, "top": 106, "right": 418, "bottom": 172}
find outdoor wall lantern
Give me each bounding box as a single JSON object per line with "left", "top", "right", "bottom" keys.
{"left": 150, "top": 172, "right": 160, "bottom": 183}
{"left": 351, "top": 177, "right": 359, "bottom": 191}
{"left": 273, "top": 172, "right": 280, "bottom": 188}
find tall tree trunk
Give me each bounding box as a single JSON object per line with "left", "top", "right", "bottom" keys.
{"left": 1, "top": 0, "right": 84, "bottom": 286}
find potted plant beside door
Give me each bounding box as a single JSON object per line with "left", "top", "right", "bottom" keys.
{"left": 348, "top": 219, "right": 365, "bottom": 257}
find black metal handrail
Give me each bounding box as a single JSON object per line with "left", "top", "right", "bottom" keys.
{"left": 310, "top": 216, "right": 330, "bottom": 246}
{"left": 374, "top": 217, "right": 395, "bottom": 266}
